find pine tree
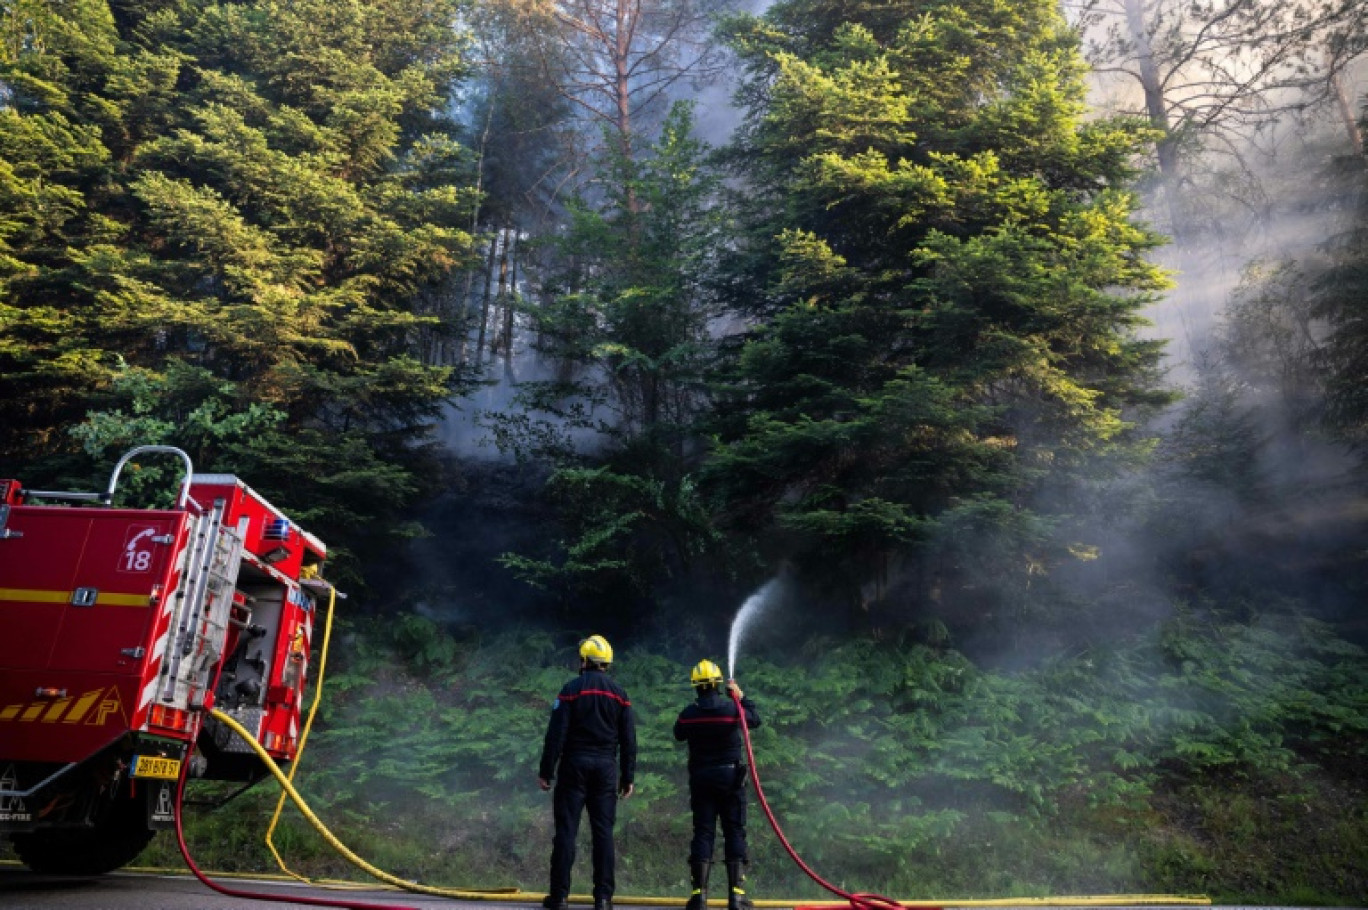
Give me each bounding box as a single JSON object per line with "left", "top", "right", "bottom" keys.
{"left": 0, "top": 0, "right": 480, "bottom": 564}
{"left": 1074, "top": 0, "right": 1368, "bottom": 241}
{"left": 711, "top": 0, "right": 1176, "bottom": 621}
{"left": 0, "top": 0, "right": 166, "bottom": 457}
{"left": 493, "top": 104, "right": 723, "bottom": 609}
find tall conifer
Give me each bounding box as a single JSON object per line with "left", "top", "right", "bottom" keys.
{"left": 712, "top": 0, "right": 1176, "bottom": 619}
{"left": 0, "top": 0, "right": 478, "bottom": 556}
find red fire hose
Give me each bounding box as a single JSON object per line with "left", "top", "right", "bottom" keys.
{"left": 732, "top": 686, "right": 923, "bottom": 910}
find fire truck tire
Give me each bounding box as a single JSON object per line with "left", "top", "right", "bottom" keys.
{"left": 11, "top": 794, "right": 156, "bottom": 875}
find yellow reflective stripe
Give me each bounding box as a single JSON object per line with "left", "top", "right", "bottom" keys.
{"left": 96, "top": 592, "right": 151, "bottom": 607}
{"left": 0, "top": 588, "right": 150, "bottom": 607}
{"left": 0, "top": 587, "right": 68, "bottom": 603}
{"left": 64, "top": 690, "right": 102, "bottom": 723}
{"left": 43, "top": 698, "right": 70, "bottom": 722}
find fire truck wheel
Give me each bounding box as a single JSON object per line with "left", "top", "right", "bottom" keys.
{"left": 11, "top": 794, "right": 156, "bottom": 875}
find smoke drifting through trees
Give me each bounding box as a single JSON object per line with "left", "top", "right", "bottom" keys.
{"left": 1073, "top": 0, "right": 1366, "bottom": 239}
{"left": 1019, "top": 5, "right": 1368, "bottom": 667}
{"left": 410, "top": 0, "right": 1368, "bottom": 661}
{"left": 1070, "top": 1, "right": 1367, "bottom": 389}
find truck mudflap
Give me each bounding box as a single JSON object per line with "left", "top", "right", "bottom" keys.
{"left": 0, "top": 760, "right": 48, "bottom": 827}
{"left": 0, "top": 732, "right": 187, "bottom": 833}
{"left": 129, "top": 744, "right": 185, "bottom": 831}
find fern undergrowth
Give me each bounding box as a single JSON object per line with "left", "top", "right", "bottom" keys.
{"left": 74, "top": 609, "right": 1368, "bottom": 904}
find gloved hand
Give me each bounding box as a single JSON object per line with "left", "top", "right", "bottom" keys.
{"left": 727, "top": 679, "right": 744, "bottom": 699}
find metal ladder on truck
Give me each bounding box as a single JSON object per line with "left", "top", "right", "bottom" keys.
{"left": 156, "top": 494, "right": 245, "bottom": 717}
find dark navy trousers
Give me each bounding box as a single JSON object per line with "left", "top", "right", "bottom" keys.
{"left": 550, "top": 754, "right": 619, "bottom": 901}
{"left": 688, "top": 763, "right": 749, "bottom": 863}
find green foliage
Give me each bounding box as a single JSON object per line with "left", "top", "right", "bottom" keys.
{"left": 518, "top": 102, "right": 721, "bottom": 440}
{"left": 70, "top": 360, "right": 282, "bottom": 456}
{"left": 1, "top": 1, "right": 1364, "bottom": 903}
{"left": 498, "top": 466, "right": 719, "bottom": 604}
{"left": 1310, "top": 163, "right": 1368, "bottom": 448}
{"left": 0, "top": 0, "right": 477, "bottom": 557}
{"left": 490, "top": 103, "right": 729, "bottom": 610}
{"left": 710, "top": 0, "right": 1175, "bottom": 622}
{"left": 64, "top": 359, "right": 284, "bottom": 506}
{"left": 60, "top": 359, "right": 432, "bottom": 581}
{"left": 125, "top": 612, "right": 1366, "bottom": 901}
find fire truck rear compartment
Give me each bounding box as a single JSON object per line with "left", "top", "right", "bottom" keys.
{"left": 200, "top": 566, "right": 297, "bottom": 782}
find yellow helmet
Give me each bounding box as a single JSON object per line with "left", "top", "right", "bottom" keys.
{"left": 579, "top": 635, "right": 614, "bottom": 666}
{"left": 690, "top": 659, "right": 724, "bottom": 688}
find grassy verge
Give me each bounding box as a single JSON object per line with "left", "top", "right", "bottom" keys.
{"left": 5, "top": 612, "right": 1368, "bottom": 903}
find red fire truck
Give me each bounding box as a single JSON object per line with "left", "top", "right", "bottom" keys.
{"left": 0, "top": 446, "right": 331, "bottom": 874}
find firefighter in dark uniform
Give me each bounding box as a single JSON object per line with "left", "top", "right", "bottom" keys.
{"left": 674, "top": 659, "right": 761, "bottom": 910}
{"left": 538, "top": 635, "right": 637, "bottom": 910}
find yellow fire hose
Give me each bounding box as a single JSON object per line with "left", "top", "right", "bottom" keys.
{"left": 263, "top": 574, "right": 352, "bottom": 884}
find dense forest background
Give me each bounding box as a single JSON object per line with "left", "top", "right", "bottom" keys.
{"left": 4, "top": 0, "right": 1368, "bottom": 902}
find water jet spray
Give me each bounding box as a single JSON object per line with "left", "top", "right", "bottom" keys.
{"left": 726, "top": 577, "right": 782, "bottom": 678}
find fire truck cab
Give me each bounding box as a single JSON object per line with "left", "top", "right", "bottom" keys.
{"left": 0, "top": 446, "right": 331, "bottom": 874}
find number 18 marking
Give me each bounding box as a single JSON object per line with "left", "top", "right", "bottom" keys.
{"left": 119, "top": 526, "right": 159, "bottom": 573}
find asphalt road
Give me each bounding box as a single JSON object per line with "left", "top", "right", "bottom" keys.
{"left": 0, "top": 869, "right": 1337, "bottom": 910}
{"left": 0, "top": 867, "right": 542, "bottom": 909}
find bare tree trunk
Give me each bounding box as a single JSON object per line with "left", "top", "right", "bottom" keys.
{"left": 614, "top": 0, "right": 639, "bottom": 215}
{"left": 493, "top": 224, "right": 512, "bottom": 363}
{"left": 502, "top": 226, "right": 519, "bottom": 375}
{"left": 644, "top": 372, "right": 659, "bottom": 429}
{"left": 459, "top": 102, "right": 498, "bottom": 365}
{"left": 457, "top": 268, "right": 476, "bottom": 365}
{"left": 476, "top": 233, "right": 498, "bottom": 360}
{"left": 1331, "top": 70, "right": 1365, "bottom": 158}
{"left": 1123, "top": 0, "right": 1185, "bottom": 238}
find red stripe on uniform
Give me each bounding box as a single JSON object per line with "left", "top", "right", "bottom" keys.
{"left": 559, "top": 689, "right": 632, "bottom": 706}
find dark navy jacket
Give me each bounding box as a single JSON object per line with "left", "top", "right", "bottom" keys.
{"left": 673, "top": 691, "right": 761, "bottom": 772}
{"left": 539, "top": 668, "right": 637, "bottom": 785}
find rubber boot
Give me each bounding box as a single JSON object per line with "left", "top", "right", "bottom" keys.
{"left": 686, "top": 860, "right": 711, "bottom": 910}
{"left": 726, "top": 860, "right": 752, "bottom": 910}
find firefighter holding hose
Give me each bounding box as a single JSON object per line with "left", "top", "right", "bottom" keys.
{"left": 538, "top": 635, "right": 637, "bottom": 910}
{"left": 674, "top": 660, "right": 762, "bottom": 910}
